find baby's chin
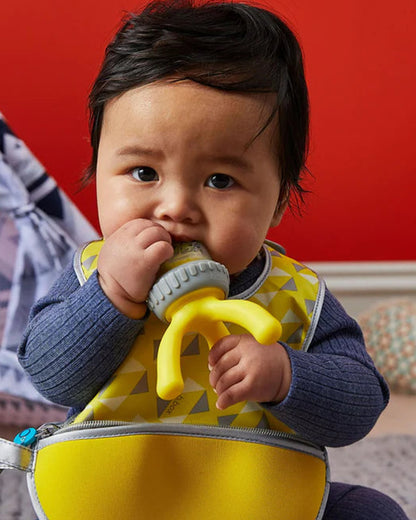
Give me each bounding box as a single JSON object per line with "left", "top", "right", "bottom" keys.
{"left": 228, "top": 250, "right": 265, "bottom": 277}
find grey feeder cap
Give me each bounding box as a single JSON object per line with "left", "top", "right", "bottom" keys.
{"left": 147, "top": 259, "right": 230, "bottom": 322}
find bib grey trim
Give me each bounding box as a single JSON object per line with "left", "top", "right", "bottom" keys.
{"left": 73, "top": 242, "right": 88, "bottom": 286}
{"left": 302, "top": 277, "right": 325, "bottom": 352}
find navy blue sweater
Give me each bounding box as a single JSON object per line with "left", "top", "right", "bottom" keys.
{"left": 18, "top": 255, "right": 389, "bottom": 447}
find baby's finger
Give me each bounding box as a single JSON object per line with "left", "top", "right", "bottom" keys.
{"left": 116, "top": 218, "right": 158, "bottom": 238}
{"left": 213, "top": 364, "right": 244, "bottom": 397}
{"left": 209, "top": 347, "right": 240, "bottom": 388}
{"left": 135, "top": 223, "right": 172, "bottom": 250}
{"left": 215, "top": 379, "right": 250, "bottom": 410}
{"left": 208, "top": 335, "right": 241, "bottom": 367}
{"left": 144, "top": 240, "right": 174, "bottom": 267}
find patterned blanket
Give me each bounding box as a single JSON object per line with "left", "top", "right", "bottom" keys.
{"left": 0, "top": 113, "right": 97, "bottom": 416}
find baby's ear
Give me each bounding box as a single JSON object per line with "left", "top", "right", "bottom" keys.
{"left": 270, "top": 196, "right": 288, "bottom": 227}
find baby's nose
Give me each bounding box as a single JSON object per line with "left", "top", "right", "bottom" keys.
{"left": 154, "top": 188, "right": 200, "bottom": 223}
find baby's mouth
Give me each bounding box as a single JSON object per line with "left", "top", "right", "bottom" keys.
{"left": 170, "top": 235, "right": 195, "bottom": 244}
{"left": 171, "top": 239, "right": 191, "bottom": 246}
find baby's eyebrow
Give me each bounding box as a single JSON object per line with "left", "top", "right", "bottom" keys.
{"left": 116, "top": 145, "right": 163, "bottom": 159}
{"left": 206, "top": 153, "right": 251, "bottom": 171}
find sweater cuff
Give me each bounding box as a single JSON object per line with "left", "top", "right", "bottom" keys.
{"left": 262, "top": 343, "right": 387, "bottom": 447}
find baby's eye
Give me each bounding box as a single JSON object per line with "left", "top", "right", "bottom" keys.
{"left": 206, "top": 174, "right": 234, "bottom": 190}
{"left": 131, "top": 167, "right": 158, "bottom": 182}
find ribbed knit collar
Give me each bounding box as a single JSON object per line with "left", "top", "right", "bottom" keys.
{"left": 229, "top": 249, "right": 265, "bottom": 298}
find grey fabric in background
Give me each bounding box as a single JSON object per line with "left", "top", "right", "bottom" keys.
{"left": 328, "top": 434, "right": 416, "bottom": 519}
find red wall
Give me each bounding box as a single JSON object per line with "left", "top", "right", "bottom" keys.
{"left": 1, "top": 1, "right": 415, "bottom": 261}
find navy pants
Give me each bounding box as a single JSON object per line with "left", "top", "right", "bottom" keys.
{"left": 324, "top": 482, "right": 409, "bottom": 519}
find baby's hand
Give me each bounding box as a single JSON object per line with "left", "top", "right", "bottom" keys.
{"left": 208, "top": 335, "right": 292, "bottom": 410}
{"left": 97, "top": 219, "right": 173, "bottom": 319}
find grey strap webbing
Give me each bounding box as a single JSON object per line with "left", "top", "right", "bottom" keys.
{"left": 0, "top": 438, "right": 32, "bottom": 473}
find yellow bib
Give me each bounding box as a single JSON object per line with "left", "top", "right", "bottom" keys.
{"left": 73, "top": 240, "right": 322, "bottom": 430}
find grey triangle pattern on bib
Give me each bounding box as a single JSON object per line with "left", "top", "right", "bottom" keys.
{"left": 217, "top": 414, "right": 239, "bottom": 426}
{"left": 181, "top": 336, "right": 200, "bottom": 357}
{"left": 293, "top": 263, "right": 305, "bottom": 272}
{"left": 305, "top": 299, "right": 316, "bottom": 315}
{"left": 281, "top": 278, "right": 297, "bottom": 292}
{"left": 189, "top": 392, "right": 209, "bottom": 414}
{"left": 157, "top": 396, "right": 171, "bottom": 417}
{"left": 286, "top": 326, "right": 304, "bottom": 344}
{"left": 131, "top": 372, "right": 149, "bottom": 394}
{"left": 82, "top": 255, "right": 97, "bottom": 272}
{"left": 256, "top": 413, "right": 270, "bottom": 429}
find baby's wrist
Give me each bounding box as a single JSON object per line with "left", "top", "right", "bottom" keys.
{"left": 115, "top": 299, "right": 148, "bottom": 320}
{"left": 98, "top": 274, "right": 148, "bottom": 319}
{"left": 272, "top": 346, "right": 292, "bottom": 403}
{"left": 105, "top": 290, "right": 148, "bottom": 319}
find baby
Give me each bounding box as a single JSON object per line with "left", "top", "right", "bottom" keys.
{"left": 19, "top": 1, "right": 408, "bottom": 518}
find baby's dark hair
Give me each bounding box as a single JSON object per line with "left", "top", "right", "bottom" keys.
{"left": 86, "top": 0, "right": 309, "bottom": 207}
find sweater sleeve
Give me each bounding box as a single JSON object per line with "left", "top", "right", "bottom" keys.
{"left": 18, "top": 260, "right": 146, "bottom": 409}
{"left": 263, "top": 286, "right": 390, "bottom": 447}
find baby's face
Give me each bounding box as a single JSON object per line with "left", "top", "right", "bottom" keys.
{"left": 96, "top": 80, "right": 284, "bottom": 274}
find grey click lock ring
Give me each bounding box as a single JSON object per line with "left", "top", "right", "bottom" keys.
{"left": 147, "top": 259, "right": 230, "bottom": 322}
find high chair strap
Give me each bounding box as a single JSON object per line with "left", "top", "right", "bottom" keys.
{"left": 0, "top": 438, "right": 33, "bottom": 473}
